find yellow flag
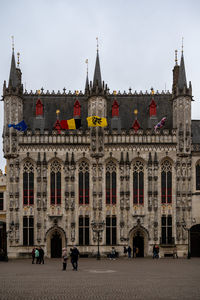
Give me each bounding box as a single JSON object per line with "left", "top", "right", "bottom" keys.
{"left": 87, "top": 116, "right": 107, "bottom": 127}
{"left": 67, "top": 118, "right": 76, "bottom": 129}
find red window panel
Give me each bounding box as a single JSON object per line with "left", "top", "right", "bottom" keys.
{"left": 74, "top": 100, "right": 81, "bottom": 117}
{"left": 112, "top": 100, "right": 119, "bottom": 117}
{"left": 36, "top": 99, "right": 43, "bottom": 116}
{"left": 149, "top": 99, "right": 157, "bottom": 117}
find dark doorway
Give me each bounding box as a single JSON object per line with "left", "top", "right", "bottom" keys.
{"left": 133, "top": 232, "right": 144, "bottom": 257}
{"left": 190, "top": 224, "right": 200, "bottom": 257}
{"left": 0, "top": 222, "right": 7, "bottom": 261}
{"left": 51, "top": 231, "right": 62, "bottom": 258}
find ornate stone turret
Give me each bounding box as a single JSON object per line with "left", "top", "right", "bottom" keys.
{"left": 3, "top": 45, "right": 23, "bottom": 159}
{"left": 172, "top": 49, "right": 192, "bottom": 154}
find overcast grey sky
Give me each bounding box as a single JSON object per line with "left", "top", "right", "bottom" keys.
{"left": 0, "top": 0, "right": 200, "bottom": 170}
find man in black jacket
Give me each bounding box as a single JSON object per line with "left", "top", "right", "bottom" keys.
{"left": 70, "top": 246, "right": 80, "bottom": 271}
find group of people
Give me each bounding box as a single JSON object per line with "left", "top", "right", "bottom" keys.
{"left": 124, "top": 246, "right": 139, "bottom": 258}
{"left": 32, "top": 247, "right": 44, "bottom": 264}
{"left": 62, "top": 246, "right": 80, "bottom": 271}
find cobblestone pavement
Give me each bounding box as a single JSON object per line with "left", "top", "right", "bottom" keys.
{"left": 0, "top": 258, "right": 200, "bottom": 300}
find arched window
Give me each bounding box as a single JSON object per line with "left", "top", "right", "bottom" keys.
{"left": 149, "top": 99, "right": 157, "bottom": 117}
{"left": 23, "top": 161, "right": 34, "bottom": 206}
{"left": 50, "top": 160, "right": 61, "bottom": 205}
{"left": 79, "top": 161, "right": 89, "bottom": 205}
{"left": 161, "top": 160, "right": 172, "bottom": 204}
{"left": 36, "top": 99, "right": 43, "bottom": 116}
{"left": 73, "top": 100, "right": 81, "bottom": 117}
{"left": 106, "top": 161, "right": 116, "bottom": 204}
{"left": 112, "top": 100, "right": 119, "bottom": 117}
{"left": 196, "top": 162, "right": 200, "bottom": 190}
{"left": 133, "top": 161, "right": 144, "bottom": 204}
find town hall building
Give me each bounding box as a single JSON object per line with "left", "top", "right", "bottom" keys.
{"left": 2, "top": 45, "right": 200, "bottom": 258}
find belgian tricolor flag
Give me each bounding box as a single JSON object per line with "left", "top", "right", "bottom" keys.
{"left": 60, "top": 118, "right": 81, "bottom": 130}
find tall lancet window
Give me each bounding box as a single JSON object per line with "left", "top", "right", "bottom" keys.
{"left": 161, "top": 160, "right": 172, "bottom": 204}
{"left": 50, "top": 160, "right": 61, "bottom": 205}
{"left": 196, "top": 162, "right": 200, "bottom": 190}
{"left": 106, "top": 161, "right": 117, "bottom": 204}
{"left": 23, "top": 161, "right": 34, "bottom": 206}
{"left": 36, "top": 99, "right": 43, "bottom": 116}
{"left": 79, "top": 161, "right": 89, "bottom": 205}
{"left": 133, "top": 161, "right": 144, "bottom": 205}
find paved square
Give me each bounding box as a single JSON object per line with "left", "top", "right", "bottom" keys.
{"left": 0, "top": 258, "right": 200, "bottom": 300}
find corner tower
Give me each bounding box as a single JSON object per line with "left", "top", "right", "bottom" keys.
{"left": 3, "top": 45, "right": 23, "bottom": 158}
{"left": 172, "top": 49, "right": 192, "bottom": 154}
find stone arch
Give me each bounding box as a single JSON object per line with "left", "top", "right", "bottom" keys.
{"left": 128, "top": 220, "right": 149, "bottom": 257}
{"left": 45, "top": 225, "right": 67, "bottom": 258}
{"left": 160, "top": 156, "right": 174, "bottom": 167}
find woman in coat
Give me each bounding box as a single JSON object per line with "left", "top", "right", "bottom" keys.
{"left": 62, "top": 248, "right": 68, "bottom": 271}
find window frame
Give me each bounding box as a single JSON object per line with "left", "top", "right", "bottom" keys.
{"left": 78, "top": 162, "right": 90, "bottom": 205}
{"left": 106, "top": 216, "right": 117, "bottom": 245}
{"left": 79, "top": 216, "right": 90, "bottom": 245}
{"left": 106, "top": 162, "right": 117, "bottom": 205}
{"left": 133, "top": 161, "right": 144, "bottom": 205}
{"left": 23, "top": 162, "right": 34, "bottom": 206}
{"left": 161, "top": 161, "right": 172, "bottom": 204}
{"left": 23, "top": 216, "right": 34, "bottom": 246}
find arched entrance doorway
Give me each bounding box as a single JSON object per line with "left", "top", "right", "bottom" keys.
{"left": 190, "top": 224, "right": 200, "bottom": 257}
{"left": 133, "top": 232, "right": 144, "bottom": 257}
{"left": 45, "top": 226, "right": 66, "bottom": 258}
{"left": 51, "top": 231, "right": 62, "bottom": 258}
{"left": 129, "top": 221, "right": 149, "bottom": 257}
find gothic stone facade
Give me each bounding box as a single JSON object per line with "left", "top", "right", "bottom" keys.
{"left": 3, "top": 49, "right": 200, "bottom": 258}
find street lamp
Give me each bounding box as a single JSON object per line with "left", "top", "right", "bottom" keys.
{"left": 91, "top": 220, "right": 105, "bottom": 260}
{"left": 182, "top": 219, "right": 191, "bottom": 259}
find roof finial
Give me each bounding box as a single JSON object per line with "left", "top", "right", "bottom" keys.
{"left": 96, "top": 37, "right": 99, "bottom": 52}
{"left": 11, "top": 35, "right": 14, "bottom": 53}
{"left": 17, "top": 52, "right": 20, "bottom": 67}
{"left": 175, "top": 49, "right": 178, "bottom": 65}
{"left": 56, "top": 109, "right": 60, "bottom": 120}
{"left": 151, "top": 87, "right": 154, "bottom": 95}
{"left": 85, "top": 59, "right": 88, "bottom": 75}
{"left": 182, "top": 37, "right": 184, "bottom": 54}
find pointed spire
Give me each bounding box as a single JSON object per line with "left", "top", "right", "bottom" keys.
{"left": 85, "top": 59, "right": 89, "bottom": 92}
{"left": 43, "top": 152, "right": 47, "bottom": 165}
{"left": 178, "top": 51, "right": 187, "bottom": 90}
{"left": 120, "top": 152, "right": 124, "bottom": 165}
{"left": 71, "top": 152, "right": 75, "bottom": 165}
{"left": 93, "top": 38, "right": 102, "bottom": 89}
{"left": 148, "top": 152, "right": 152, "bottom": 166}
{"left": 9, "top": 49, "right": 18, "bottom": 88}
{"left": 65, "top": 152, "right": 69, "bottom": 165}
{"left": 126, "top": 152, "right": 130, "bottom": 164}
{"left": 37, "top": 152, "right": 41, "bottom": 166}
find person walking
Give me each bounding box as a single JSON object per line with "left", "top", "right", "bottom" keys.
{"left": 35, "top": 248, "right": 40, "bottom": 264}
{"left": 127, "top": 246, "right": 132, "bottom": 258}
{"left": 31, "top": 248, "right": 35, "bottom": 264}
{"left": 123, "top": 246, "right": 127, "bottom": 257}
{"left": 62, "top": 248, "right": 68, "bottom": 271}
{"left": 39, "top": 247, "right": 44, "bottom": 264}
{"left": 71, "top": 246, "right": 79, "bottom": 271}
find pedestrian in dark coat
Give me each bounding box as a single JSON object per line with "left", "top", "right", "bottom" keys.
{"left": 39, "top": 247, "right": 44, "bottom": 264}
{"left": 31, "top": 248, "right": 35, "bottom": 264}
{"left": 127, "top": 246, "right": 132, "bottom": 258}
{"left": 70, "top": 246, "right": 80, "bottom": 271}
